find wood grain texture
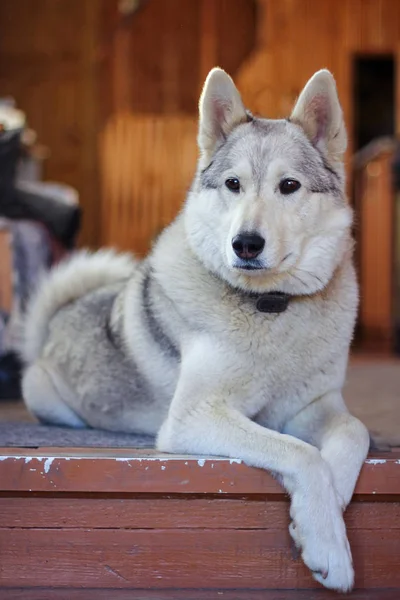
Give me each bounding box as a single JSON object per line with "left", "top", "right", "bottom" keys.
{"left": 1, "top": 527, "right": 399, "bottom": 590}
{"left": 104, "top": 0, "right": 256, "bottom": 117}
{"left": 1, "top": 497, "right": 398, "bottom": 531}
{"left": 2, "top": 589, "right": 400, "bottom": 600}
{"left": 238, "top": 0, "right": 400, "bottom": 142}
{"left": 0, "top": 449, "right": 399, "bottom": 495}
{"left": 0, "top": 0, "right": 102, "bottom": 247}
{"left": 99, "top": 113, "right": 198, "bottom": 254}
{"left": 356, "top": 151, "right": 395, "bottom": 349}
{"left": 98, "top": 0, "right": 257, "bottom": 254}
{"left": 0, "top": 449, "right": 398, "bottom": 594}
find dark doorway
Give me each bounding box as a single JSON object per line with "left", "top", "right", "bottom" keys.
{"left": 353, "top": 55, "right": 395, "bottom": 151}
{"left": 352, "top": 56, "right": 396, "bottom": 354}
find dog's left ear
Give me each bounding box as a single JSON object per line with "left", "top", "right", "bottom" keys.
{"left": 291, "top": 70, "right": 347, "bottom": 161}
{"left": 198, "top": 68, "right": 248, "bottom": 164}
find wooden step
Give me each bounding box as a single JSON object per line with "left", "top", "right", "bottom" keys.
{"left": 0, "top": 448, "right": 399, "bottom": 599}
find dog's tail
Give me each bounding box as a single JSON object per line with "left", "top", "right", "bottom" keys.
{"left": 22, "top": 249, "right": 136, "bottom": 364}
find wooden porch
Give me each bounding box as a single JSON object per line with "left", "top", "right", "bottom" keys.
{"left": 0, "top": 446, "right": 399, "bottom": 599}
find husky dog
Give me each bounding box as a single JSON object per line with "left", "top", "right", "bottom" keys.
{"left": 22, "top": 68, "right": 369, "bottom": 592}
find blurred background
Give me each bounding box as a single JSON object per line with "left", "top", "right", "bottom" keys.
{"left": 0, "top": 0, "right": 399, "bottom": 444}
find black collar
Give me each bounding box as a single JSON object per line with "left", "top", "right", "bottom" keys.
{"left": 246, "top": 290, "right": 292, "bottom": 314}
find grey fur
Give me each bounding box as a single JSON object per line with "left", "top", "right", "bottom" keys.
{"left": 22, "top": 68, "right": 369, "bottom": 593}
{"left": 40, "top": 284, "right": 160, "bottom": 432}
{"left": 201, "top": 118, "right": 342, "bottom": 199}
{"left": 141, "top": 268, "right": 180, "bottom": 360}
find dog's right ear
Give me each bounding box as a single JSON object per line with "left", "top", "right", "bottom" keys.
{"left": 198, "top": 68, "right": 248, "bottom": 165}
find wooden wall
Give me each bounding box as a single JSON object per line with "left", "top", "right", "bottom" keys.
{"left": 99, "top": 0, "right": 257, "bottom": 253}
{"left": 101, "top": 0, "right": 257, "bottom": 117}
{"left": 236, "top": 0, "right": 400, "bottom": 352}
{"left": 0, "top": 0, "right": 102, "bottom": 247}
{"left": 0, "top": 0, "right": 256, "bottom": 250}
{"left": 1, "top": 0, "right": 399, "bottom": 257}
{"left": 238, "top": 0, "right": 400, "bottom": 162}
{"left": 353, "top": 145, "right": 396, "bottom": 351}
{"left": 100, "top": 0, "right": 400, "bottom": 254}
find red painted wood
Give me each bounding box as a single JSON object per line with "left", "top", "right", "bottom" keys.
{"left": 0, "top": 449, "right": 398, "bottom": 495}
{"left": 0, "top": 497, "right": 398, "bottom": 531}
{"left": 0, "top": 448, "right": 398, "bottom": 594}
{"left": 0, "top": 589, "right": 399, "bottom": 600}
{"left": 0, "top": 527, "right": 399, "bottom": 590}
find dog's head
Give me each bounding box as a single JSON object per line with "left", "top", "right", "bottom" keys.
{"left": 184, "top": 68, "right": 353, "bottom": 295}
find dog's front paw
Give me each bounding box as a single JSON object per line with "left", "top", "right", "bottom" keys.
{"left": 308, "top": 532, "right": 353, "bottom": 593}
{"left": 290, "top": 487, "right": 354, "bottom": 593}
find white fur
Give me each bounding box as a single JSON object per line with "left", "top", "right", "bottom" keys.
{"left": 22, "top": 250, "right": 136, "bottom": 363}
{"left": 23, "top": 361, "right": 86, "bottom": 427}
{"left": 22, "top": 69, "right": 370, "bottom": 594}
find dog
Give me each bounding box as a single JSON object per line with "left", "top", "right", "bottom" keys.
{"left": 21, "top": 67, "right": 370, "bottom": 592}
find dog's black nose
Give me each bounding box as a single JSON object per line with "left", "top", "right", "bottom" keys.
{"left": 232, "top": 233, "right": 265, "bottom": 259}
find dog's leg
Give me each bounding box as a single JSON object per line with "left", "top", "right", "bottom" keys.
{"left": 284, "top": 391, "right": 370, "bottom": 509}
{"left": 156, "top": 342, "right": 354, "bottom": 593}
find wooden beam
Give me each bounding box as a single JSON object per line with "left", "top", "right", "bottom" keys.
{"left": 0, "top": 448, "right": 399, "bottom": 495}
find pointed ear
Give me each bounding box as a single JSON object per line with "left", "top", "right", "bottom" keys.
{"left": 290, "top": 69, "right": 347, "bottom": 162}
{"left": 198, "top": 68, "right": 248, "bottom": 164}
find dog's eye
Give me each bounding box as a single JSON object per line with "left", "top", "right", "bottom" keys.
{"left": 225, "top": 178, "right": 240, "bottom": 193}
{"left": 279, "top": 179, "right": 301, "bottom": 195}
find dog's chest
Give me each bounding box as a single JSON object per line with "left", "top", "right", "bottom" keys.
{"left": 223, "top": 294, "right": 353, "bottom": 423}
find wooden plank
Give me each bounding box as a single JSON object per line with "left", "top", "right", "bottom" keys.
{"left": 0, "top": 449, "right": 399, "bottom": 495}
{"left": 0, "top": 497, "right": 398, "bottom": 531}
{"left": 0, "top": 451, "right": 282, "bottom": 495}
{"left": 1, "top": 589, "right": 399, "bottom": 600}
{"left": 0, "top": 527, "right": 399, "bottom": 589}
{"left": 0, "top": 497, "right": 288, "bottom": 529}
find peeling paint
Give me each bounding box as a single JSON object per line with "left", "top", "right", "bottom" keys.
{"left": 161, "top": 466, "right": 166, "bottom": 470}
{"left": 365, "top": 459, "right": 387, "bottom": 465}
{"left": 44, "top": 457, "right": 54, "bottom": 473}
{"left": 0, "top": 455, "right": 247, "bottom": 465}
